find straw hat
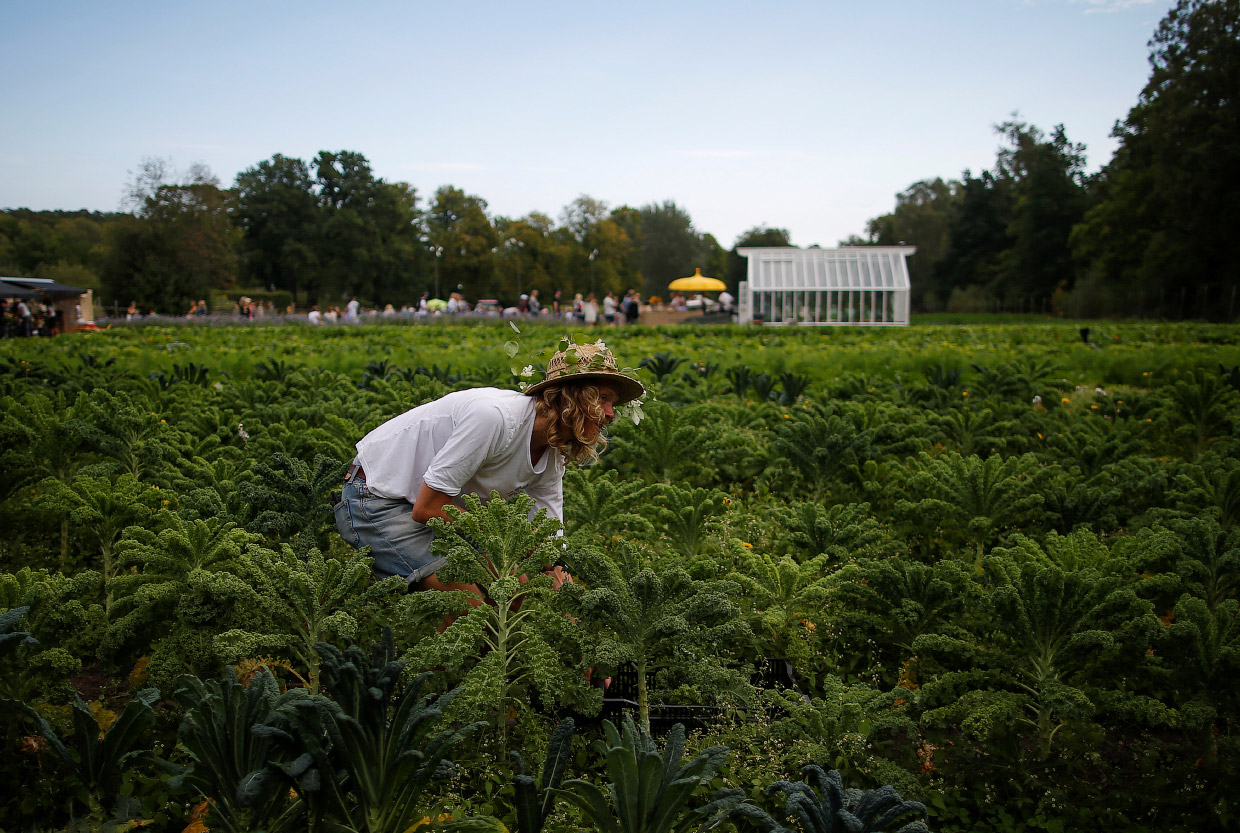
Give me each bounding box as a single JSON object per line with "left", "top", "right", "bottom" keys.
{"left": 523, "top": 342, "right": 645, "bottom": 403}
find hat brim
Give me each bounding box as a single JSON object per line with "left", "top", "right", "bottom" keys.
{"left": 523, "top": 371, "right": 645, "bottom": 404}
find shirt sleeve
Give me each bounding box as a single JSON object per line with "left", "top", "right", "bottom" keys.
{"left": 421, "top": 404, "right": 507, "bottom": 497}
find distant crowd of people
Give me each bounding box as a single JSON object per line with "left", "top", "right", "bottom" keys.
{"left": 299, "top": 288, "right": 652, "bottom": 327}
{"left": 516, "top": 289, "right": 646, "bottom": 326}
{"left": 104, "top": 285, "right": 737, "bottom": 327}
{"left": 0, "top": 297, "right": 67, "bottom": 337}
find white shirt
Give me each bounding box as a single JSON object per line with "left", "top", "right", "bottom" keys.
{"left": 307, "top": 310, "right": 321, "bottom": 324}
{"left": 354, "top": 388, "right": 564, "bottom": 521}
{"left": 346, "top": 299, "right": 360, "bottom": 321}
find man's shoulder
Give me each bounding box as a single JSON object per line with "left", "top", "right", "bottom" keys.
{"left": 444, "top": 386, "right": 528, "bottom": 412}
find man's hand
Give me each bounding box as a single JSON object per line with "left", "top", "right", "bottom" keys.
{"left": 543, "top": 564, "right": 572, "bottom": 590}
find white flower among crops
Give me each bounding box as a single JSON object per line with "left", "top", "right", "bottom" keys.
{"left": 1095, "top": 387, "right": 1107, "bottom": 396}
{"left": 617, "top": 399, "right": 645, "bottom": 426}
{"left": 1032, "top": 395, "right": 1042, "bottom": 405}
{"left": 595, "top": 340, "right": 607, "bottom": 350}
{"left": 520, "top": 365, "right": 535, "bottom": 378}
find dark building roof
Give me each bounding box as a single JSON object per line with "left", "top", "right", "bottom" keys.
{"left": 1, "top": 277, "right": 86, "bottom": 297}
{"left": 0, "top": 279, "right": 41, "bottom": 299}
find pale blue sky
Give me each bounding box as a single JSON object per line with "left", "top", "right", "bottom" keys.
{"left": 1, "top": 0, "right": 1173, "bottom": 248}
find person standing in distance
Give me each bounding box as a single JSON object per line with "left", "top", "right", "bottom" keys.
{"left": 334, "top": 342, "right": 644, "bottom": 597}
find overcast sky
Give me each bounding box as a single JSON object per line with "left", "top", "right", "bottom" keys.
{"left": 1, "top": 0, "right": 1174, "bottom": 248}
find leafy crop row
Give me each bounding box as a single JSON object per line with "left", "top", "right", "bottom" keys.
{"left": 0, "top": 321, "right": 1237, "bottom": 832}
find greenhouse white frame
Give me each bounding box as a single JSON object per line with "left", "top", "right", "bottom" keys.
{"left": 736, "top": 246, "right": 915, "bottom": 326}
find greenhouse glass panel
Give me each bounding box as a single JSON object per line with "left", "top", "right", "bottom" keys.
{"left": 737, "top": 245, "right": 914, "bottom": 326}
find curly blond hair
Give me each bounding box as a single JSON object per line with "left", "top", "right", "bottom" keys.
{"left": 532, "top": 382, "right": 610, "bottom": 464}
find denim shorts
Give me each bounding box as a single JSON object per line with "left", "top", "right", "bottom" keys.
{"left": 333, "top": 471, "right": 446, "bottom": 588}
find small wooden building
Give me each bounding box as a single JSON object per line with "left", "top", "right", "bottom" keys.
{"left": 736, "top": 246, "right": 915, "bottom": 326}
{"left": 1, "top": 277, "right": 93, "bottom": 331}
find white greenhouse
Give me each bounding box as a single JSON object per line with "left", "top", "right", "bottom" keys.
{"left": 736, "top": 246, "right": 915, "bottom": 326}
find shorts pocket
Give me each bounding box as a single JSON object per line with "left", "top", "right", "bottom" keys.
{"left": 334, "top": 494, "right": 360, "bottom": 548}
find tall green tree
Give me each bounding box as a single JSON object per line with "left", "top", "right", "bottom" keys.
{"left": 426, "top": 185, "right": 498, "bottom": 300}
{"left": 930, "top": 171, "right": 1012, "bottom": 310}
{"left": 234, "top": 154, "right": 319, "bottom": 305}
{"left": 103, "top": 169, "right": 239, "bottom": 313}
{"left": 310, "top": 151, "right": 422, "bottom": 306}
{"left": 1072, "top": 0, "right": 1240, "bottom": 319}
{"left": 990, "top": 120, "right": 1089, "bottom": 308}
{"left": 0, "top": 209, "right": 122, "bottom": 296}
{"left": 725, "top": 225, "right": 792, "bottom": 292}
{"left": 634, "top": 201, "right": 721, "bottom": 301}
{"left": 863, "top": 180, "right": 960, "bottom": 311}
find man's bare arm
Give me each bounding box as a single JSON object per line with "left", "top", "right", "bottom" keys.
{"left": 412, "top": 483, "right": 457, "bottom": 524}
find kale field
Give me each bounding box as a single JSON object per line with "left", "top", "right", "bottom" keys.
{"left": 1, "top": 318, "right": 1238, "bottom": 833}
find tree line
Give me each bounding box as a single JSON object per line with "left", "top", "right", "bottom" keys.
{"left": 855, "top": 0, "right": 1238, "bottom": 320}
{"left": 1, "top": 154, "right": 740, "bottom": 315}
{"left": 1, "top": 0, "right": 1234, "bottom": 319}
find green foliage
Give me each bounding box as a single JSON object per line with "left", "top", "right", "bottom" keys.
{"left": 402, "top": 493, "right": 593, "bottom": 741}
{"left": 32, "top": 473, "right": 159, "bottom": 612}
{"left": 894, "top": 452, "right": 1047, "bottom": 567}
{"left": 22, "top": 689, "right": 160, "bottom": 822}
{"left": 772, "top": 401, "right": 924, "bottom": 500}
{"left": 1070, "top": 0, "right": 1240, "bottom": 319}
{"left": 604, "top": 400, "right": 701, "bottom": 483}
{"left": 0, "top": 605, "right": 39, "bottom": 702}
{"left": 0, "top": 605, "right": 36, "bottom": 661}
{"left": 726, "top": 365, "right": 755, "bottom": 400}
{"left": 106, "top": 514, "right": 259, "bottom": 687}
{"left": 729, "top": 547, "right": 833, "bottom": 666}
{"left": 926, "top": 406, "right": 1018, "bottom": 457}
{"left": 780, "top": 501, "right": 897, "bottom": 561}
{"left": 917, "top": 552, "right": 1156, "bottom": 761}
{"left": 216, "top": 544, "right": 400, "bottom": 692}
{"left": 510, "top": 717, "right": 575, "bottom": 833}
{"left": 564, "top": 467, "right": 657, "bottom": 541}
{"left": 645, "top": 483, "right": 732, "bottom": 559}
{"left": 1169, "top": 453, "right": 1240, "bottom": 529}
{"left": 1154, "top": 368, "right": 1240, "bottom": 460}
{"left": 247, "top": 635, "right": 486, "bottom": 833}
{"left": 104, "top": 176, "right": 239, "bottom": 313}
{"left": 727, "top": 765, "right": 930, "bottom": 833}
{"left": 3, "top": 321, "right": 1240, "bottom": 829}
{"left": 639, "top": 352, "right": 688, "bottom": 382}
{"left": 0, "top": 568, "right": 103, "bottom": 703}
{"left": 777, "top": 372, "right": 812, "bottom": 406}
{"left": 558, "top": 714, "right": 730, "bottom": 833}
{"left": 69, "top": 387, "right": 183, "bottom": 484}
{"left": 1162, "top": 595, "right": 1240, "bottom": 764}
{"left": 562, "top": 552, "right": 749, "bottom": 730}
{"left": 237, "top": 452, "right": 347, "bottom": 549}
{"left": 1165, "top": 517, "right": 1240, "bottom": 612}
{"left": 1036, "top": 409, "right": 1149, "bottom": 478}
{"left": 677, "top": 400, "right": 773, "bottom": 491}
{"left": 171, "top": 668, "right": 302, "bottom": 832}
{"left": 0, "top": 391, "right": 88, "bottom": 506}
{"left": 762, "top": 678, "right": 922, "bottom": 794}
{"left": 826, "top": 558, "right": 976, "bottom": 685}
{"left": 751, "top": 372, "right": 778, "bottom": 403}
